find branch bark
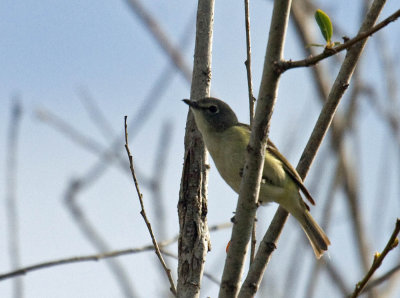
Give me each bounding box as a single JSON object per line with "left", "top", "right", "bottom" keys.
{"left": 177, "top": 1, "right": 215, "bottom": 297}
{"left": 219, "top": 1, "right": 293, "bottom": 297}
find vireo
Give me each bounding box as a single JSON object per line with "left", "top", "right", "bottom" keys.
{"left": 183, "top": 97, "right": 330, "bottom": 258}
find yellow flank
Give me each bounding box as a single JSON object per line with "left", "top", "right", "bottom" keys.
{"left": 204, "top": 125, "right": 248, "bottom": 193}
{"left": 200, "top": 124, "right": 288, "bottom": 199}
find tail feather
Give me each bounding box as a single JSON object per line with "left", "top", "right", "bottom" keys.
{"left": 299, "top": 210, "right": 330, "bottom": 259}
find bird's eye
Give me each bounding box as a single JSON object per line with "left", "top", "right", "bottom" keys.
{"left": 208, "top": 105, "right": 218, "bottom": 114}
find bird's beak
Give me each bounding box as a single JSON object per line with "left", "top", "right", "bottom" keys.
{"left": 182, "top": 99, "right": 199, "bottom": 109}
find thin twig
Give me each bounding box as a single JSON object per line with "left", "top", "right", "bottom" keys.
{"left": 38, "top": 104, "right": 150, "bottom": 295}
{"left": 36, "top": 107, "right": 152, "bottom": 187}
{"left": 280, "top": 9, "right": 400, "bottom": 71}
{"left": 55, "top": 11, "right": 196, "bottom": 199}
{"left": 64, "top": 180, "right": 137, "bottom": 298}
{"left": 305, "top": 161, "right": 349, "bottom": 298}
{"left": 5, "top": 97, "right": 23, "bottom": 298}
{"left": 363, "top": 264, "right": 400, "bottom": 293}
{"left": 124, "top": 0, "right": 192, "bottom": 81}
{"left": 350, "top": 218, "right": 400, "bottom": 298}
{"left": 244, "top": 0, "right": 257, "bottom": 267}
{"left": 244, "top": 0, "right": 256, "bottom": 126}
{"left": 0, "top": 222, "right": 231, "bottom": 283}
{"left": 150, "top": 121, "right": 174, "bottom": 240}
{"left": 290, "top": 0, "right": 330, "bottom": 101}
{"left": 0, "top": 247, "right": 162, "bottom": 282}
{"left": 36, "top": 109, "right": 107, "bottom": 156}
{"left": 77, "top": 87, "right": 116, "bottom": 140}
{"left": 124, "top": 116, "right": 177, "bottom": 296}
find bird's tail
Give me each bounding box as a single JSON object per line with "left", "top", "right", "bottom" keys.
{"left": 296, "top": 209, "right": 330, "bottom": 259}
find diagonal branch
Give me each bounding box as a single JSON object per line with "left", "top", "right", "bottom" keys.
{"left": 124, "top": 0, "right": 192, "bottom": 81}
{"left": 350, "top": 218, "right": 400, "bottom": 298}
{"left": 280, "top": 8, "right": 400, "bottom": 70}
{"left": 240, "top": 0, "right": 389, "bottom": 295}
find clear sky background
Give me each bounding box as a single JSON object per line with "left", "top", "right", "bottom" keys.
{"left": 1, "top": 1, "right": 399, "bottom": 297}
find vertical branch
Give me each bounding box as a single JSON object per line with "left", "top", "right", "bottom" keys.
{"left": 244, "top": 0, "right": 256, "bottom": 126}
{"left": 220, "top": 0, "right": 293, "bottom": 297}
{"left": 5, "top": 97, "right": 23, "bottom": 298}
{"left": 243, "top": 0, "right": 257, "bottom": 267}
{"left": 177, "top": 0, "right": 215, "bottom": 297}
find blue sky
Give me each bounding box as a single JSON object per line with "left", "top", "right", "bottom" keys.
{"left": 1, "top": 1, "right": 399, "bottom": 297}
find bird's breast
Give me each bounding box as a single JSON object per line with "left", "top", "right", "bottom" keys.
{"left": 202, "top": 127, "right": 249, "bottom": 193}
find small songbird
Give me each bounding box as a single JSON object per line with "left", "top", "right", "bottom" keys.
{"left": 183, "top": 97, "right": 330, "bottom": 258}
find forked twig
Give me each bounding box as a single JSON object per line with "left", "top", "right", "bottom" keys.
{"left": 124, "top": 116, "right": 177, "bottom": 296}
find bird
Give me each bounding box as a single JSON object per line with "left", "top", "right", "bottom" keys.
{"left": 183, "top": 97, "right": 330, "bottom": 258}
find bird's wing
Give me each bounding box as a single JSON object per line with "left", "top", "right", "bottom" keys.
{"left": 266, "top": 139, "right": 316, "bottom": 206}
{"left": 235, "top": 123, "right": 315, "bottom": 206}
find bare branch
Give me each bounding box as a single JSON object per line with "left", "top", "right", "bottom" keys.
{"left": 0, "top": 246, "right": 166, "bottom": 282}
{"left": 150, "top": 121, "right": 174, "bottom": 239}
{"left": 290, "top": 0, "right": 330, "bottom": 101}
{"left": 77, "top": 87, "right": 116, "bottom": 140}
{"left": 363, "top": 264, "right": 400, "bottom": 293}
{"left": 5, "top": 97, "right": 24, "bottom": 298}
{"left": 124, "top": 116, "right": 177, "bottom": 296}
{"left": 240, "top": 0, "right": 388, "bottom": 295}
{"left": 244, "top": 0, "right": 256, "bottom": 127}
{"left": 220, "top": 1, "right": 293, "bottom": 296}
{"left": 51, "top": 5, "right": 196, "bottom": 202}
{"left": 124, "top": 0, "right": 192, "bottom": 81}
{"left": 64, "top": 180, "right": 137, "bottom": 298}
{"left": 297, "top": 0, "right": 387, "bottom": 178}
{"left": 177, "top": 1, "right": 214, "bottom": 297}
{"left": 0, "top": 222, "right": 231, "bottom": 283}
{"left": 243, "top": 0, "right": 257, "bottom": 267}
{"left": 280, "top": 9, "right": 400, "bottom": 71}
{"left": 350, "top": 218, "right": 400, "bottom": 297}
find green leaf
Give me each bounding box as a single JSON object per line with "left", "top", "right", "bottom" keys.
{"left": 315, "top": 9, "right": 333, "bottom": 44}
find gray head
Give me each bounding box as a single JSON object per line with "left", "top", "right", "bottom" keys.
{"left": 183, "top": 97, "right": 238, "bottom": 133}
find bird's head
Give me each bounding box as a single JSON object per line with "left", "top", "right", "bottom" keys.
{"left": 183, "top": 97, "right": 238, "bottom": 133}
